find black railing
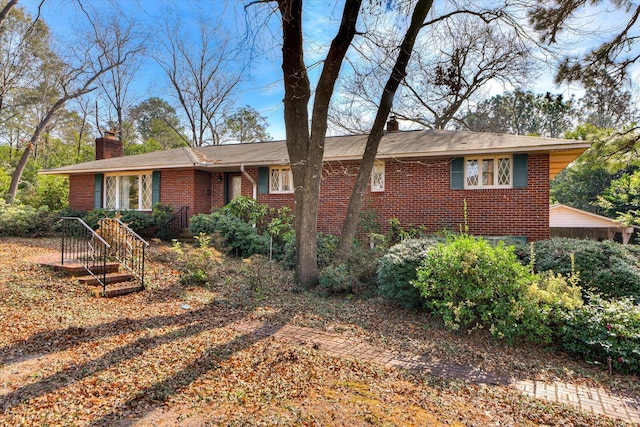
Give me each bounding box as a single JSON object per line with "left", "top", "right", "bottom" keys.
{"left": 97, "top": 218, "right": 149, "bottom": 288}
{"left": 61, "top": 217, "right": 110, "bottom": 293}
{"left": 162, "top": 206, "right": 190, "bottom": 240}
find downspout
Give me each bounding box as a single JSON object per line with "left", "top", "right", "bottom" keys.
{"left": 240, "top": 164, "right": 257, "bottom": 200}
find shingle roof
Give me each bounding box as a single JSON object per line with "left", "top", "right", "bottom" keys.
{"left": 40, "top": 129, "right": 590, "bottom": 175}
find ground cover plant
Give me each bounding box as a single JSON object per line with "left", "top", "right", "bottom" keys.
{"left": 0, "top": 238, "right": 638, "bottom": 426}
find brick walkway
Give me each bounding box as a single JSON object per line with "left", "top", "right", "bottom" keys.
{"left": 231, "top": 320, "right": 640, "bottom": 425}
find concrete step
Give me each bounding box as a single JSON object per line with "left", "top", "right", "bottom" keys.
{"left": 77, "top": 272, "right": 134, "bottom": 286}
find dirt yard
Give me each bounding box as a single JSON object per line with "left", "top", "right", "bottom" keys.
{"left": 0, "top": 237, "right": 637, "bottom": 426}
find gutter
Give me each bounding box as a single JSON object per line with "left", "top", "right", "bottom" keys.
{"left": 240, "top": 164, "right": 257, "bottom": 199}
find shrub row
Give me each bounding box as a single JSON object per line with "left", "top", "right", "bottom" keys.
{"left": 189, "top": 196, "right": 293, "bottom": 259}
{"left": 376, "top": 234, "right": 640, "bottom": 373}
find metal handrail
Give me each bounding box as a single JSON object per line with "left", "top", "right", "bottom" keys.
{"left": 162, "top": 206, "right": 190, "bottom": 240}
{"left": 97, "top": 218, "right": 149, "bottom": 288}
{"left": 61, "top": 217, "right": 111, "bottom": 294}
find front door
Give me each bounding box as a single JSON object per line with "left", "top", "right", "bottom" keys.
{"left": 226, "top": 173, "right": 242, "bottom": 204}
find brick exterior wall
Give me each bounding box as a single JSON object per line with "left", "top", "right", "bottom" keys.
{"left": 68, "top": 174, "right": 96, "bottom": 211}
{"left": 95, "top": 137, "right": 123, "bottom": 160}
{"left": 160, "top": 169, "right": 212, "bottom": 216}
{"left": 248, "top": 154, "right": 550, "bottom": 241}
{"left": 66, "top": 153, "right": 551, "bottom": 241}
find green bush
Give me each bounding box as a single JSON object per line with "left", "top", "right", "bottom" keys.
{"left": 82, "top": 209, "right": 156, "bottom": 236}
{"left": 318, "top": 264, "right": 358, "bottom": 294}
{"left": 561, "top": 294, "right": 640, "bottom": 374}
{"left": 171, "top": 241, "right": 222, "bottom": 287}
{"left": 528, "top": 238, "right": 640, "bottom": 300}
{"left": 377, "top": 237, "right": 443, "bottom": 308}
{"left": 224, "top": 196, "right": 267, "bottom": 225}
{"left": 413, "top": 234, "right": 544, "bottom": 342}
{"left": 0, "top": 201, "right": 57, "bottom": 237}
{"left": 280, "top": 233, "right": 338, "bottom": 270}
{"left": 519, "top": 270, "right": 583, "bottom": 343}
{"left": 189, "top": 211, "right": 270, "bottom": 257}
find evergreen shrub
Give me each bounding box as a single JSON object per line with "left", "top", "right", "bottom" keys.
{"left": 376, "top": 237, "right": 443, "bottom": 308}
{"left": 412, "top": 235, "right": 583, "bottom": 343}
{"left": 0, "top": 201, "right": 56, "bottom": 237}
{"left": 528, "top": 238, "right": 640, "bottom": 300}
{"left": 561, "top": 294, "right": 640, "bottom": 374}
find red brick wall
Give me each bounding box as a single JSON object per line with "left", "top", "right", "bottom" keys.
{"left": 160, "top": 169, "right": 212, "bottom": 215}
{"left": 67, "top": 153, "right": 551, "bottom": 241}
{"left": 68, "top": 174, "right": 95, "bottom": 211}
{"left": 244, "top": 154, "right": 550, "bottom": 241}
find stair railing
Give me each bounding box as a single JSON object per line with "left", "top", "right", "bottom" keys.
{"left": 162, "top": 206, "right": 190, "bottom": 240}
{"left": 61, "top": 217, "right": 110, "bottom": 293}
{"left": 97, "top": 218, "right": 149, "bottom": 288}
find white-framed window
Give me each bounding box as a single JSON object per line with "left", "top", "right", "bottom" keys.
{"left": 371, "top": 161, "right": 385, "bottom": 192}
{"left": 104, "top": 172, "right": 153, "bottom": 210}
{"left": 465, "top": 156, "right": 512, "bottom": 189}
{"left": 270, "top": 166, "right": 293, "bottom": 193}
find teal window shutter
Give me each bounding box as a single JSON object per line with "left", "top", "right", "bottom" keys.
{"left": 258, "top": 167, "right": 268, "bottom": 194}
{"left": 513, "top": 154, "right": 528, "bottom": 188}
{"left": 450, "top": 157, "right": 464, "bottom": 189}
{"left": 152, "top": 171, "right": 161, "bottom": 205}
{"left": 94, "top": 174, "right": 103, "bottom": 209}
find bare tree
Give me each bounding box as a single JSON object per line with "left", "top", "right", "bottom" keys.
{"left": 155, "top": 18, "right": 243, "bottom": 146}
{"left": 274, "top": 0, "right": 363, "bottom": 287}
{"left": 334, "top": 0, "right": 432, "bottom": 262}
{"left": 92, "top": 13, "right": 145, "bottom": 142}
{"left": 332, "top": 11, "right": 534, "bottom": 131}
{"left": 7, "top": 8, "right": 140, "bottom": 203}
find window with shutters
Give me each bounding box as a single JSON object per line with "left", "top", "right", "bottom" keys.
{"left": 465, "top": 156, "right": 512, "bottom": 189}
{"left": 104, "top": 172, "right": 153, "bottom": 210}
{"left": 269, "top": 166, "right": 293, "bottom": 193}
{"left": 371, "top": 161, "right": 385, "bottom": 192}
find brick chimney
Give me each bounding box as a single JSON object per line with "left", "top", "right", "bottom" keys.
{"left": 386, "top": 115, "right": 399, "bottom": 132}
{"left": 95, "top": 130, "right": 123, "bottom": 160}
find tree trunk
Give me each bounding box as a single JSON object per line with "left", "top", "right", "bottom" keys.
{"left": 0, "top": 0, "right": 18, "bottom": 28}
{"left": 7, "top": 99, "right": 66, "bottom": 203}
{"left": 278, "top": 0, "right": 361, "bottom": 287}
{"left": 335, "top": 0, "right": 433, "bottom": 263}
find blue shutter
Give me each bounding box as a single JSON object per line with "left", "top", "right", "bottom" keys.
{"left": 450, "top": 157, "right": 464, "bottom": 189}
{"left": 152, "top": 171, "right": 161, "bottom": 205}
{"left": 258, "top": 167, "right": 269, "bottom": 194}
{"left": 513, "top": 154, "right": 528, "bottom": 188}
{"left": 94, "top": 174, "right": 103, "bottom": 209}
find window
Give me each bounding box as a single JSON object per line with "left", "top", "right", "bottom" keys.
{"left": 104, "top": 172, "right": 153, "bottom": 210}
{"left": 270, "top": 166, "right": 293, "bottom": 193}
{"left": 371, "top": 161, "right": 385, "bottom": 192}
{"left": 465, "top": 156, "right": 512, "bottom": 188}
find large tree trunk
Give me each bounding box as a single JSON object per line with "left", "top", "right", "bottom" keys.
{"left": 278, "top": 0, "right": 361, "bottom": 287}
{"left": 335, "top": 0, "right": 433, "bottom": 263}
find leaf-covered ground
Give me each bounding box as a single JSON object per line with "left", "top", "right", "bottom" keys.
{"left": 0, "top": 237, "right": 638, "bottom": 426}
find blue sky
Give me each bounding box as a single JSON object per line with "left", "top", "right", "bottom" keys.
{"left": 18, "top": 0, "right": 638, "bottom": 141}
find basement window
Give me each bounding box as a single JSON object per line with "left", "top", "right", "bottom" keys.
{"left": 104, "top": 173, "right": 153, "bottom": 210}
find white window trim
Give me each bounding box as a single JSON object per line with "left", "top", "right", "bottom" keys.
{"left": 269, "top": 166, "right": 294, "bottom": 194}
{"left": 371, "top": 160, "right": 385, "bottom": 192}
{"left": 104, "top": 171, "right": 153, "bottom": 211}
{"left": 464, "top": 155, "right": 513, "bottom": 189}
